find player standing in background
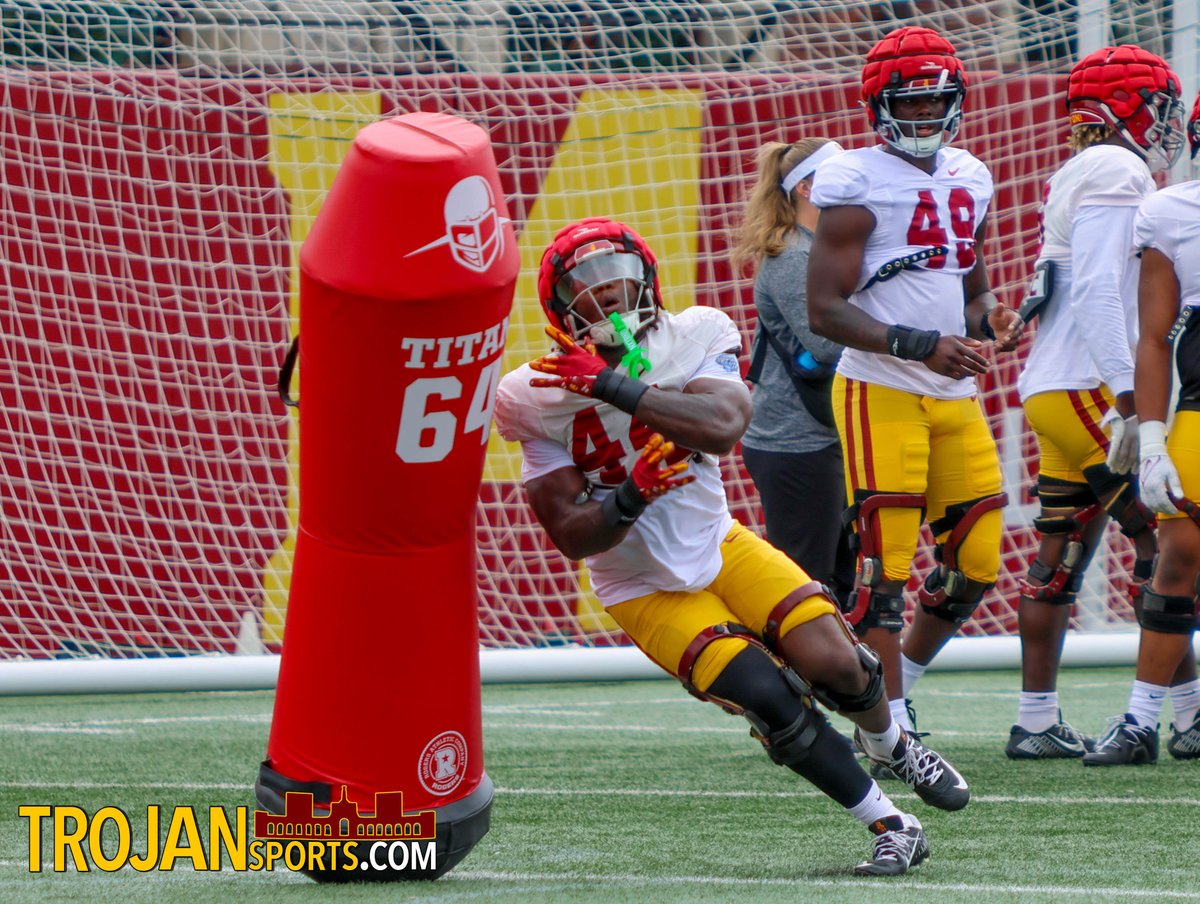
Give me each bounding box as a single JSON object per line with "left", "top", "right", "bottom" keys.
{"left": 733, "top": 137, "right": 853, "bottom": 604}
{"left": 494, "top": 217, "right": 971, "bottom": 876}
{"left": 806, "top": 26, "right": 1023, "bottom": 744}
{"left": 1006, "top": 46, "right": 1191, "bottom": 761}
{"left": 1083, "top": 91, "right": 1200, "bottom": 765}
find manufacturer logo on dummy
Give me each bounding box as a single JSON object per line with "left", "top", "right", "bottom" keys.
{"left": 403, "top": 175, "right": 511, "bottom": 274}
{"left": 418, "top": 731, "right": 468, "bottom": 796}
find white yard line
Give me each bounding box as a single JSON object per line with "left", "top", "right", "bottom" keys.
{"left": 0, "top": 780, "right": 1195, "bottom": 807}
{"left": 448, "top": 869, "right": 1200, "bottom": 900}
{"left": 1, "top": 861, "right": 1196, "bottom": 899}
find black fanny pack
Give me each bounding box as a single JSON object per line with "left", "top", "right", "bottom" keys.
{"left": 746, "top": 322, "right": 838, "bottom": 429}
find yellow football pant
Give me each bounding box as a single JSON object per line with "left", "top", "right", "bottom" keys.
{"left": 1161, "top": 410, "right": 1200, "bottom": 522}
{"left": 607, "top": 522, "right": 836, "bottom": 693}
{"left": 832, "top": 376, "right": 1003, "bottom": 583}
{"left": 1023, "top": 388, "right": 1113, "bottom": 483}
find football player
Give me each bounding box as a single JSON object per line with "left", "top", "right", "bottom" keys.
{"left": 495, "top": 217, "right": 971, "bottom": 876}
{"left": 1084, "top": 89, "right": 1200, "bottom": 765}
{"left": 806, "top": 27, "right": 1022, "bottom": 740}
{"left": 1008, "top": 46, "right": 1192, "bottom": 761}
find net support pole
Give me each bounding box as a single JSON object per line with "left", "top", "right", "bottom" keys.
{"left": 1173, "top": 0, "right": 1199, "bottom": 181}
{"left": 1075, "top": 0, "right": 1109, "bottom": 57}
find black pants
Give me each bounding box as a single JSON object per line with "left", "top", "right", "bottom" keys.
{"left": 743, "top": 443, "right": 855, "bottom": 608}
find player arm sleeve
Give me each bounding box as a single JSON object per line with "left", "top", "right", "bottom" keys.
{"left": 519, "top": 438, "right": 577, "bottom": 484}
{"left": 1069, "top": 204, "right": 1138, "bottom": 396}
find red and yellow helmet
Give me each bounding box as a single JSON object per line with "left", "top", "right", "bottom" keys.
{"left": 1067, "top": 45, "right": 1185, "bottom": 171}
{"left": 861, "top": 26, "right": 967, "bottom": 158}
{"left": 537, "top": 217, "right": 661, "bottom": 347}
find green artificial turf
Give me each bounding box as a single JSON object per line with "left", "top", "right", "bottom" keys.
{"left": 1, "top": 668, "right": 1197, "bottom": 903}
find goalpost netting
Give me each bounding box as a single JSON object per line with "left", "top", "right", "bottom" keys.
{"left": 0, "top": 0, "right": 1194, "bottom": 689}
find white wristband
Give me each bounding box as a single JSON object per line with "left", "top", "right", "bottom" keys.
{"left": 1139, "top": 420, "right": 1168, "bottom": 455}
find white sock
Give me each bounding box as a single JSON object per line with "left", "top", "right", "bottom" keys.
{"left": 846, "top": 780, "right": 903, "bottom": 830}
{"left": 1016, "top": 691, "right": 1059, "bottom": 733}
{"left": 889, "top": 697, "right": 913, "bottom": 733}
{"left": 1170, "top": 679, "right": 1200, "bottom": 728}
{"left": 900, "top": 654, "right": 927, "bottom": 697}
{"left": 857, "top": 720, "right": 903, "bottom": 761}
{"left": 1127, "top": 680, "right": 1168, "bottom": 730}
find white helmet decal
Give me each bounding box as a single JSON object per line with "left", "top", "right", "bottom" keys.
{"left": 404, "top": 175, "right": 510, "bottom": 274}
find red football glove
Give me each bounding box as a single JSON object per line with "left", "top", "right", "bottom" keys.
{"left": 602, "top": 434, "right": 695, "bottom": 527}
{"left": 529, "top": 324, "right": 651, "bottom": 414}
{"left": 529, "top": 325, "right": 607, "bottom": 396}
{"left": 629, "top": 434, "right": 695, "bottom": 501}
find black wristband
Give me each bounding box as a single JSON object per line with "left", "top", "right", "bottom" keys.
{"left": 886, "top": 324, "right": 941, "bottom": 361}
{"left": 978, "top": 311, "right": 996, "bottom": 341}
{"left": 592, "top": 367, "right": 649, "bottom": 414}
{"left": 600, "top": 479, "right": 648, "bottom": 527}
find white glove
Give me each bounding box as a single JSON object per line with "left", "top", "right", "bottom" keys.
{"left": 1100, "top": 407, "right": 1139, "bottom": 475}
{"left": 1138, "top": 420, "right": 1183, "bottom": 515}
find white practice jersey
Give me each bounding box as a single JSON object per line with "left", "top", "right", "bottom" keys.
{"left": 494, "top": 307, "right": 743, "bottom": 606}
{"left": 1134, "top": 180, "right": 1200, "bottom": 315}
{"left": 810, "top": 144, "right": 993, "bottom": 400}
{"left": 1018, "top": 145, "right": 1154, "bottom": 402}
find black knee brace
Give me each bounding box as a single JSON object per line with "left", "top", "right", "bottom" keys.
{"left": 759, "top": 707, "right": 826, "bottom": 767}
{"left": 1020, "top": 476, "right": 1105, "bottom": 602}
{"left": 1023, "top": 555, "right": 1085, "bottom": 606}
{"left": 917, "top": 493, "right": 1006, "bottom": 624}
{"left": 1138, "top": 588, "right": 1199, "bottom": 636}
{"left": 1082, "top": 464, "right": 1156, "bottom": 539}
{"left": 705, "top": 647, "right": 823, "bottom": 766}
{"left": 919, "top": 573, "right": 992, "bottom": 624}
{"left": 853, "top": 590, "right": 906, "bottom": 633}
{"left": 807, "top": 642, "right": 886, "bottom": 715}
{"left": 843, "top": 489, "right": 925, "bottom": 633}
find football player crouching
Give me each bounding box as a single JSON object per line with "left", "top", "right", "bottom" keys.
{"left": 493, "top": 217, "right": 972, "bottom": 876}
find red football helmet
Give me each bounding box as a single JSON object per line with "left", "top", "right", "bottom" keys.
{"left": 537, "top": 217, "right": 661, "bottom": 348}
{"left": 1189, "top": 90, "right": 1200, "bottom": 160}
{"left": 1066, "top": 45, "right": 1185, "bottom": 172}
{"left": 861, "top": 26, "right": 967, "bottom": 158}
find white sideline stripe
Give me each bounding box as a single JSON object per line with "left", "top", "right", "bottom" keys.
{"left": 453, "top": 869, "right": 1200, "bottom": 899}
{"left": 0, "top": 714, "right": 272, "bottom": 727}
{"left": 1, "top": 780, "right": 1196, "bottom": 807}
{"left": 0, "top": 714, "right": 272, "bottom": 735}
{"left": 485, "top": 698, "right": 692, "bottom": 710}
{"left": 0, "top": 861, "right": 308, "bottom": 881}
{"left": 1, "top": 726, "right": 130, "bottom": 735}
{"left": 486, "top": 722, "right": 1003, "bottom": 740}
{"left": 494, "top": 787, "right": 1200, "bottom": 807}
{"left": 0, "top": 861, "right": 1194, "bottom": 899}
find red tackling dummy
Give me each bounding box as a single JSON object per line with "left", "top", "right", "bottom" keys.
{"left": 256, "top": 111, "right": 517, "bottom": 881}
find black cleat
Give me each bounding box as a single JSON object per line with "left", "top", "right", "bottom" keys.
{"left": 868, "top": 760, "right": 900, "bottom": 782}
{"left": 1005, "top": 720, "right": 1095, "bottom": 759}
{"left": 1081, "top": 714, "right": 1158, "bottom": 766}
{"left": 855, "top": 729, "right": 969, "bottom": 811}
{"left": 854, "top": 815, "right": 929, "bottom": 877}
{"left": 1167, "top": 713, "right": 1200, "bottom": 760}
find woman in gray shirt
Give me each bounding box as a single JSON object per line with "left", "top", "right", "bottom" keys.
{"left": 733, "top": 138, "right": 852, "bottom": 603}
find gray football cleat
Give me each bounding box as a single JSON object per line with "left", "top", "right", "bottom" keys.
{"left": 1005, "top": 720, "right": 1095, "bottom": 759}
{"left": 1081, "top": 714, "right": 1158, "bottom": 766}
{"left": 854, "top": 815, "right": 929, "bottom": 877}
